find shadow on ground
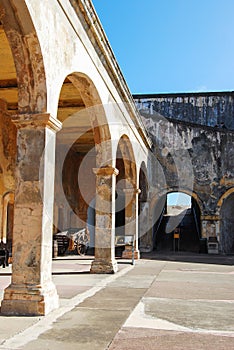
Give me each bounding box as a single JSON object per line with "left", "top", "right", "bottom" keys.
{"left": 141, "top": 251, "right": 234, "bottom": 266}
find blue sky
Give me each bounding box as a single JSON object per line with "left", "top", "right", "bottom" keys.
{"left": 92, "top": 0, "right": 234, "bottom": 94}
{"left": 167, "top": 193, "right": 191, "bottom": 206}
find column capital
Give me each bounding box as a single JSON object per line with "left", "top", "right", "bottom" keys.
{"left": 11, "top": 113, "right": 62, "bottom": 132}
{"left": 93, "top": 166, "right": 119, "bottom": 177}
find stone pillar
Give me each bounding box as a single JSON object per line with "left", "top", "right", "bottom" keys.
{"left": 1, "top": 113, "right": 62, "bottom": 316}
{"left": 90, "top": 166, "right": 119, "bottom": 274}
{"left": 122, "top": 188, "right": 141, "bottom": 259}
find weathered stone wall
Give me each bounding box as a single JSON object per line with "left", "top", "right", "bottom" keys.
{"left": 134, "top": 92, "right": 234, "bottom": 130}
{"left": 220, "top": 193, "right": 234, "bottom": 254}
{"left": 141, "top": 112, "right": 234, "bottom": 214}
{"left": 134, "top": 93, "right": 234, "bottom": 252}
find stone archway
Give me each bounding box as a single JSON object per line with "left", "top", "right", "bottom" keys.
{"left": 152, "top": 189, "right": 202, "bottom": 253}
{"left": 115, "top": 135, "right": 139, "bottom": 259}
{"left": 0, "top": 0, "right": 47, "bottom": 113}
{"left": 54, "top": 72, "right": 116, "bottom": 273}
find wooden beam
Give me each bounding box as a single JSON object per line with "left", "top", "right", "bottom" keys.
{"left": 57, "top": 106, "right": 87, "bottom": 122}
{"left": 59, "top": 82, "right": 84, "bottom": 105}
{"left": 0, "top": 79, "right": 17, "bottom": 88}
{"left": 0, "top": 29, "right": 16, "bottom": 80}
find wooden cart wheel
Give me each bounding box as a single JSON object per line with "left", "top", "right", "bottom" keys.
{"left": 77, "top": 244, "right": 86, "bottom": 256}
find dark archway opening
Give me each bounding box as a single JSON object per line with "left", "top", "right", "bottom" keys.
{"left": 138, "top": 163, "right": 149, "bottom": 251}
{"left": 153, "top": 192, "right": 202, "bottom": 253}
{"left": 220, "top": 192, "right": 234, "bottom": 254}
{"left": 115, "top": 152, "right": 126, "bottom": 257}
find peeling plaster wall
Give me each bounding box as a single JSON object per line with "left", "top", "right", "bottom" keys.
{"left": 140, "top": 112, "right": 234, "bottom": 216}
{"left": 134, "top": 92, "right": 234, "bottom": 130}
{"left": 220, "top": 193, "right": 234, "bottom": 253}
{"left": 136, "top": 100, "right": 234, "bottom": 247}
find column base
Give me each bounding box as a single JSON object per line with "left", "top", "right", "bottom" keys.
{"left": 1, "top": 282, "right": 59, "bottom": 316}
{"left": 122, "top": 249, "right": 140, "bottom": 259}
{"left": 90, "top": 258, "right": 118, "bottom": 274}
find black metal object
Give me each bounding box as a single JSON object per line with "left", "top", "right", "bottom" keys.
{"left": 115, "top": 235, "right": 135, "bottom": 265}
{"left": 0, "top": 248, "right": 9, "bottom": 268}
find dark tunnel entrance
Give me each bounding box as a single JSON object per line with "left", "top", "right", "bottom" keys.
{"left": 153, "top": 192, "right": 202, "bottom": 253}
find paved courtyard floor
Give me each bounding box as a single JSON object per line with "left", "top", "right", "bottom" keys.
{"left": 0, "top": 253, "right": 234, "bottom": 349}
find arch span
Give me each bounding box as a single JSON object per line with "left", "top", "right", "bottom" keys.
{"left": 54, "top": 72, "right": 113, "bottom": 232}
{"left": 115, "top": 134, "right": 137, "bottom": 188}
{"left": 0, "top": 0, "right": 47, "bottom": 113}
{"left": 57, "top": 72, "right": 112, "bottom": 165}
{"left": 115, "top": 134, "right": 140, "bottom": 258}
{"left": 217, "top": 187, "right": 234, "bottom": 215}
{"left": 150, "top": 187, "right": 203, "bottom": 219}
{"left": 151, "top": 189, "right": 202, "bottom": 253}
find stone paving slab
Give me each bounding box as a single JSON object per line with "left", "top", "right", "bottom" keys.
{"left": 55, "top": 285, "right": 91, "bottom": 299}
{"left": 0, "top": 256, "right": 234, "bottom": 349}
{"left": 79, "top": 287, "right": 146, "bottom": 310}
{"left": 0, "top": 316, "right": 40, "bottom": 347}
{"left": 23, "top": 308, "right": 131, "bottom": 350}
{"left": 108, "top": 275, "right": 155, "bottom": 289}
{"left": 156, "top": 269, "right": 234, "bottom": 285}
{"left": 143, "top": 297, "right": 234, "bottom": 331}
{"left": 144, "top": 280, "right": 234, "bottom": 300}
{"left": 108, "top": 328, "right": 234, "bottom": 350}
{"left": 123, "top": 262, "right": 166, "bottom": 276}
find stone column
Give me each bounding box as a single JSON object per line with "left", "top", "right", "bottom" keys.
{"left": 90, "top": 166, "right": 118, "bottom": 274}
{"left": 122, "top": 188, "right": 141, "bottom": 259}
{"left": 1, "top": 113, "right": 62, "bottom": 316}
